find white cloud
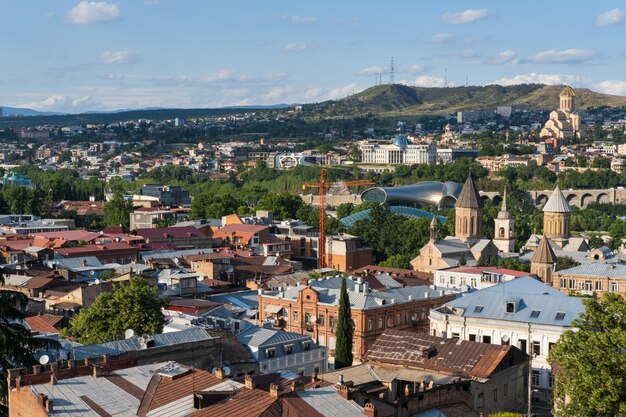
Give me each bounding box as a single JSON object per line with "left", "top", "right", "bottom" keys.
{"left": 21, "top": 94, "right": 98, "bottom": 111}
{"left": 328, "top": 83, "right": 359, "bottom": 100}
{"left": 283, "top": 42, "right": 314, "bottom": 53}
{"left": 488, "top": 50, "right": 518, "bottom": 65}
{"left": 409, "top": 64, "right": 426, "bottom": 74}
{"left": 305, "top": 87, "right": 324, "bottom": 100}
{"left": 430, "top": 32, "right": 454, "bottom": 43}
{"left": 441, "top": 9, "right": 488, "bottom": 24}
{"left": 594, "top": 80, "right": 626, "bottom": 96}
{"left": 357, "top": 66, "right": 384, "bottom": 76}
{"left": 65, "top": 1, "right": 120, "bottom": 24}
{"left": 491, "top": 72, "right": 587, "bottom": 86}
{"left": 144, "top": 0, "right": 160, "bottom": 4}
{"left": 282, "top": 15, "right": 317, "bottom": 24}
{"left": 460, "top": 49, "right": 480, "bottom": 59}
{"left": 597, "top": 8, "right": 626, "bottom": 26}
{"left": 100, "top": 50, "right": 141, "bottom": 64}
{"left": 526, "top": 49, "right": 596, "bottom": 64}
{"left": 412, "top": 76, "right": 449, "bottom": 88}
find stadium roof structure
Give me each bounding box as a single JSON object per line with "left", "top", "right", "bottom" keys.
{"left": 361, "top": 181, "right": 461, "bottom": 209}
{"left": 340, "top": 206, "right": 447, "bottom": 227}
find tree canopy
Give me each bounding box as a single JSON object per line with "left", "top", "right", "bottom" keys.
{"left": 334, "top": 277, "right": 354, "bottom": 369}
{"left": 548, "top": 293, "right": 626, "bottom": 416}
{"left": 61, "top": 278, "right": 167, "bottom": 344}
{"left": 104, "top": 193, "right": 134, "bottom": 228}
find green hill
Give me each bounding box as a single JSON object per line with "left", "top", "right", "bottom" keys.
{"left": 304, "top": 84, "right": 626, "bottom": 118}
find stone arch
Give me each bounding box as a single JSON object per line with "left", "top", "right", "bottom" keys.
{"left": 492, "top": 195, "right": 502, "bottom": 205}
{"left": 580, "top": 193, "right": 593, "bottom": 208}
{"left": 536, "top": 194, "right": 549, "bottom": 206}
{"left": 480, "top": 195, "right": 490, "bottom": 205}
{"left": 597, "top": 193, "right": 609, "bottom": 204}
{"left": 566, "top": 194, "right": 578, "bottom": 208}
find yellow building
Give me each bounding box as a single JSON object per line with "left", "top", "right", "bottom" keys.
{"left": 540, "top": 86, "right": 582, "bottom": 139}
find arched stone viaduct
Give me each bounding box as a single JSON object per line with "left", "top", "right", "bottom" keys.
{"left": 480, "top": 188, "right": 626, "bottom": 209}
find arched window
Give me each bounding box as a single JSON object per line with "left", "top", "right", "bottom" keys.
{"left": 499, "top": 227, "right": 505, "bottom": 238}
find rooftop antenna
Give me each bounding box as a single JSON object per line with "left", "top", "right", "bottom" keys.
{"left": 389, "top": 57, "right": 395, "bottom": 85}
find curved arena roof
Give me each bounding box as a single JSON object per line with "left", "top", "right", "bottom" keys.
{"left": 340, "top": 206, "right": 447, "bottom": 227}
{"left": 361, "top": 181, "right": 462, "bottom": 208}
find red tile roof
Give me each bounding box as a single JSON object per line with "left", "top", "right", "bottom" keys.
{"left": 136, "top": 226, "right": 205, "bottom": 240}
{"left": 24, "top": 314, "right": 64, "bottom": 333}
{"left": 32, "top": 231, "right": 102, "bottom": 242}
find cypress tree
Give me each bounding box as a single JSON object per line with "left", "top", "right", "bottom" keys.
{"left": 334, "top": 276, "right": 354, "bottom": 369}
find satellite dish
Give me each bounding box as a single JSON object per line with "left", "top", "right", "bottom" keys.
{"left": 309, "top": 316, "right": 317, "bottom": 323}
{"left": 501, "top": 335, "right": 510, "bottom": 343}
{"left": 39, "top": 355, "right": 50, "bottom": 365}
{"left": 223, "top": 366, "right": 231, "bottom": 377}
{"left": 124, "top": 329, "right": 134, "bottom": 339}
{"left": 211, "top": 367, "right": 218, "bottom": 375}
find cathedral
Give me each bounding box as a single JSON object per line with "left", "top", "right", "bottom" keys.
{"left": 410, "top": 175, "right": 500, "bottom": 273}
{"left": 539, "top": 86, "right": 582, "bottom": 139}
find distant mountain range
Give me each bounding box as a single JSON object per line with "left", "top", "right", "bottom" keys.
{"left": 1, "top": 84, "right": 625, "bottom": 127}
{"left": 302, "top": 84, "right": 626, "bottom": 118}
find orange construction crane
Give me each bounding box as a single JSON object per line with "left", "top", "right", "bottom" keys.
{"left": 303, "top": 168, "right": 374, "bottom": 269}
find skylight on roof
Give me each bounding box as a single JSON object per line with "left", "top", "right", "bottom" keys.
{"left": 530, "top": 310, "right": 541, "bottom": 318}
{"left": 474, "top": 305, "right": 484, "bottom": 313}
{"left": 555, "top": 312, "right": 566, "bottom": 321}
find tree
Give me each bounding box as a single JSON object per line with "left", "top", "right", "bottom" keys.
{"left": 549, "top": 293, "right": 626, "bottom": 416}
{"left": 378, "top": 254, "right": 411, "bottom": 269}
{"left": 0, "top": 278, "right": 59, "bottom": 414}
{"left": 104, "top": 193, "right": 134, "bottom": 228}
{"left": 458, "top": 255, "right": 467, "bottom": 266}
{"left": 61, "top": 278, "right": 167, "bottom": 344}
{"left": 556, "top": 256, "right": 581, "bottom": 271}
{"left": 334, "top": 277, "right": 353, "bottom": 369}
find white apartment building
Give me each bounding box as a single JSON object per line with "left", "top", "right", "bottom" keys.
{"left": 429, "top": 276, "right": 585, "bottom": 413}
{"left": 434, "top": 266, "right": 530, "bottom": 291}
{"left": 360, "top": 135, "right": 437, "bottom": 165}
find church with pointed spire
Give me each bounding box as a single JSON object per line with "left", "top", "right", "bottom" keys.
{"left": 410, "top": 174, "right": 499, "bottom": 273}
{"left": 539, "top": 85, "right": 582, "bottom": 139}
{"left": 493, "top": 189, "right": 515, "bottom": 253}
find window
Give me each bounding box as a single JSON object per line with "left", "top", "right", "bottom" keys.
{"left": 329, "top": 316, "right": 336, "bottom": 328}
{"left": 560, "top": 278, "right": 566, "bottom": 288}
{"left": 482, "top": 335, "right": 491, "bottom": 344}
{"left": 493, "top": 388, "right": 498, "bottom": 402}
{"left": 266, "top": 348, "right": 276, "bottom": 358}
{"left": 532, "top": 370, "right": 540, "bottom": 387}
{"left": 285, "top": 345, "right": 294, "bottom": 354}
{"left": 611, "top": 282, "right": 619, "bottom": 292}
{"left": 503, "top": 383, "right": 508, "bottom": 397}
{"left": 555, "top": 312, "right": 566, "bottom": 321}
{"left": 549, "top": 342, "right": 556, "bottom": 354}
{"left": 297, "top": 368, "right": 304, "bottom": 376}
{"left": 450, "top": 276, "right": 456, "bottom": 285}
{"left": 303, "top": 342, "right": 311, "bottom": 351}
{"left": 518, "top": 339, "right": 527, "bottom": 353}
{"left": 532, "top": 341, "right": 541, "bottom": 356}
{"left": 451, "top": 332, "right": 460, "bottom": 339}
{"left": 470, "top": 278, "right": 477, "bottom": 287}
{"left": 530, "top": 310, "right": 541, "bottom": 318}
{"left": 367, "top": 319, "right": 373, "bottom": 331}
{"left": 568, "top": 279, "right": 575, "bottom": 289}
{"left": 548, "top": 374, "right": 554, "bottom": 388}
{"left": 595, "top": 281, "right": 603, "bottom": 291}
{"left": 378, "top": 317, "right": 383, "bottom": 329}
{"left": 469, "top": 334, "right": 477, "bottom": 342}
{"left": 585, "top": 281, "right": 592, "bottom": 292}
{"left": 474, "top": 305, "right": 484, "bottom": 313}
{"left": 506, "top": 302, "right": 515, "bottom": 313}
{"left": 318, "top": 315, "right": 325, "bottom": 327}
{"left": 293, "top": 311, "right": 298, "bottom": 323}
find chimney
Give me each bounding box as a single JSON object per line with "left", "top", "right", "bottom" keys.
{"left": 338, "top": 374, "right": 344, "bottom": 385}
{"left": 338, "top": 384, "right": 351, "bottom": 400}
{"left": 50, "top": 373, "right": 56, "bottom": 385}
{"left": 290, "top": 380, "right": 303, "bottom": 392}
{"left": 15, "top": 375, "right": 21, "bottom": 389}
{"left": 364, "top": 403, "right": 377, "bottom": 417}
{"left": 269, "top": 383, "right": 279, "bottom": 398}
{"left": 92, "top": 364, "right": 103, "bottom": 378}
{"left": 215, "top": 368, "right": 225, "bottom": 379}
{"left": 311, "top": 372, "right": 318, "bottom": 383}
{"left": 244, "top": 374, "right": 255, "bottom": 390}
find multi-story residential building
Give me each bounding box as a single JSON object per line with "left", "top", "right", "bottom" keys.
{"left": 237, "top": 326, "right": 327, "bottom": 375}
{"left": 135, "top": 226, "right": 212, "bottom": 250}
{"left": 429, "top": 276, "right": 585, "bottom": 413}
{"left": 54, "top": 242, "right": 140, "bottom": 264}
{"left": 137, "top": 184, "right": 191, "bottom": 207}
{"left": 360, "top": 136, "right": 437, "bottom": 165}
{"left": 553, "top": 263, "right": 626, "bottom": 298}
{"left": 434, "top": 265, "right": 530, "bottom": 290}
{"left": 258, "top": 276, "right": 455, "bottom": 359}
{"left": 129, "top": 207, "right": 189, "bottom": 230}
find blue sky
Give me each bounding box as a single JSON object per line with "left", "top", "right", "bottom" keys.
{"left": 2, "top": 0, "right": 626, "bottom": 113}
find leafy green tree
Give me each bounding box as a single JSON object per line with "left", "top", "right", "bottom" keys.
{"left": 497, "top": 257, "right": 530, "bottom": 272}
{"left": 104, "top": 193, "right": 134, "bottom": 228}
{"left": 458, "top": 255, "right": 467, "bottom": 266}
{"left": 378, "top": 254, "right": 411, "bottom": 269}
{"left": 489, "top": 413, "right": 523, "bottom": 417}
{"left": 61, "top": 278, "right": 167, "bottom": 344}
{"left": 0, "top": 277, "right": 59, "bottom": 413}
{"left": 334, "top": 277, "right": 353, "bottom": 369}
{"left": 556, "top": 256, "right": 581, "bottom": 271}
{"left": 256, "top": 192, "right": 304, "bottom": 220}
{"left": 549, "top": 293, "right": 626, "bottom": 416}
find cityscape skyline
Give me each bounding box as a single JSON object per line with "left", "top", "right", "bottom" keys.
{"left": 2, "top": 0, "right": 626, "bottom": 113}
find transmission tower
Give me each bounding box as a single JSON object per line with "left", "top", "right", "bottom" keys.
{"left": 389, "top": 57, "right": 395, "bottom": 85}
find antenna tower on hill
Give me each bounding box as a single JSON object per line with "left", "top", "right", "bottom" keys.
{"left": 389, "top": 57, "right": 395, "bottom": 85}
